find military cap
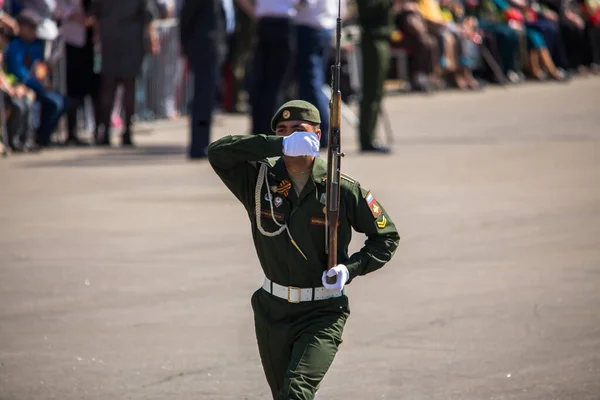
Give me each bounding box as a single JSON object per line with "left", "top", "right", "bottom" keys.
{"left": 270, "top": 100, "right": 321, "bottom": 132}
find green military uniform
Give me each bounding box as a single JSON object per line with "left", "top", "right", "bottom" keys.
{"left": 207, "top": 101, "right": 400, "bottom": 400}
{"left": 355, "top": 0, "right": 395, "bottom": 151}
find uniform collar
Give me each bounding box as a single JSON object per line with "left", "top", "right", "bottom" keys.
{"left": 310, "top": 157, "right": 328, "bottom": 186}
{"left": 269, "top": 157, "right": 327, "bottom": 186}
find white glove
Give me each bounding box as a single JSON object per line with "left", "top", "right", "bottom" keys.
{"left": 282, "top": 131, "right": 320, "bottom": 157}
{"left": 321, "top": 264, "right": 350, "bottom": 292}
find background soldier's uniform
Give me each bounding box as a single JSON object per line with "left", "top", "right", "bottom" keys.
{"left": 207, "top": 123, "right": 400, "bottom": 399}
{"left": 355, "top": 0, "right": 394, "bottom": 152}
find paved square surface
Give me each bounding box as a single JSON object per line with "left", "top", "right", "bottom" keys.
{"left": 1, "top": 78, "right": 600, "bottom": 400}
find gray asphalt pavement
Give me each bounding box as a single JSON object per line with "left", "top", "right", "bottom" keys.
{"left": 1, "top": 77, "right": 600, "bottom": 400}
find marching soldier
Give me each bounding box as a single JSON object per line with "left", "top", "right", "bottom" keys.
{"left": 207, "top": 100, "right": 400, "bottom": 399}
{"left": 356, "top": 0, "right": 394, "bottom": 153}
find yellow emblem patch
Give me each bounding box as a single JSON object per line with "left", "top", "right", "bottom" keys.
{"left": 376, "top": 215, "right": 387, "bottom": 229}
{"left": 282, "top": 110, "right": 291, "bottom": 119}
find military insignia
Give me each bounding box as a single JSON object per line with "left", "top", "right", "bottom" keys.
{"left": 275, "top": 180, "right": 292, "bottom": 197}
{"left": 310, "top": 217, "right": 326, "bottom": 226}
{"left": 256, "top": 208, "right": 285, "bottom": 222}
{"left": 264, "top": 192, "right": 272, "bottom": 202}
{"left": 376, "top": 215, "right": 387, "bottom": 229}
{"left": 311, "top": 217, "right": 339, "bottom": 227}
{"left": 282, "top": 110, "right": 290, "bottom": 119}
{"left": 320, "top": 193, "right": 327, "bottom": 205}
{"left": 274, "top": 197, "right": 283, "bottom": 207}
{"left": 270, "top": 185, "right": 278, "bottom": 193}
{"left": 365, "top": 191, "right": 382, "bottom": 218}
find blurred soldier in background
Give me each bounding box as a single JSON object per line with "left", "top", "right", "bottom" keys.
{"left": 355, "top": 0, "right": 393, "bottom": 153}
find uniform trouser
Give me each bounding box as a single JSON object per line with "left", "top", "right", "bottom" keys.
{"left": 188, "top": 41, "right": 224, "bottom": 158}
{"left": 296, "top": 25, "right": 333, "bottom": 145}
{"left": 251, "top": 288, "right": 350, "bottom": 400}
{"left": 359, "top": 33, "right": 390, "bottom": 149}
{"left": 250, "top": 17, "right": 296, "bottom": 135}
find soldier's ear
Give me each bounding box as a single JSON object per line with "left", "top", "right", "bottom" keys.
{"left": 315, "top": 127, "right": 322, "bottom": 141}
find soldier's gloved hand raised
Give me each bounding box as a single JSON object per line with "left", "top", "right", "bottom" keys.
{"left": 282, "top": 131, "right": 320, "bottom": 157}
{"left": 322, "top": 264, "right": 349, "bottom": 292}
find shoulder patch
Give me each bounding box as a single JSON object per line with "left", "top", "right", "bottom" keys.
{"left": 376, "top": 215, "right": 387, "bottom": 229}
{"left": 365, "top": 191, "right": 382, "bottom": 218}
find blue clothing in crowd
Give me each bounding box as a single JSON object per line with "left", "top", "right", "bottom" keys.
{"left": 4, "top": 37, "right": 67, "bottom": 145}
{"left": 4, "top": 37, "right": 46, "bottom": 94}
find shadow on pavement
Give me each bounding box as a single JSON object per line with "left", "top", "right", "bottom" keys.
{"left": 17, "top": 144, "right": 190, "bottom": 168}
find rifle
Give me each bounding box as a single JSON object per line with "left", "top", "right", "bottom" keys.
{"left": 325, "top": 0, "right": 344, "bottom": 284}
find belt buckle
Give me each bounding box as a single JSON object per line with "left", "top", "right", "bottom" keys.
{"left": 287, "top": 286, "right": 301, "bottom": 303}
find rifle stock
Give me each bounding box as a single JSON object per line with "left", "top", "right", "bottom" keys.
{"left": 325, "top": 1, "right": 344, "bottom": 285}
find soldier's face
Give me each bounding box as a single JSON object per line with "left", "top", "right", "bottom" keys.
{"left": 275, "top": 121, "right": 321, "bottom": 140}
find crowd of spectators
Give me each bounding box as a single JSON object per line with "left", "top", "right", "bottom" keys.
{"left": 392, "top": 0, "right": 600, "bottom": 91}
{"left": 1, "top": 0, "right": 599, "bottom": 156}
{"left": 0, "top": 0, "right": 174, "bottom": 154}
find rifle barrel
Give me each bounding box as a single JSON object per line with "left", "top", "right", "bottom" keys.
{"left": 325, "top": 0, "right": 344, "bottom": 281}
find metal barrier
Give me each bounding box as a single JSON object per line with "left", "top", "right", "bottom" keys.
{"left": 135, "top": 18, "right": 192, "bottom": 121}
{"left": 1, "top": 92, "right": 8, "bottom": 156}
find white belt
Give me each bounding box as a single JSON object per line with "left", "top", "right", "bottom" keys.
{"left": 262, "top": 278, "right": 344, "bottom": 303}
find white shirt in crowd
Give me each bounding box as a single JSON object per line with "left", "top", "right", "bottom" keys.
{"left": 55, "top": 0, "right": 86, "bottom": 47}
{"left": 255, "top": 0, "right": 299, "bottom": 19}
{"left": 294, "top": 0, "right": 347, "bottom": 30}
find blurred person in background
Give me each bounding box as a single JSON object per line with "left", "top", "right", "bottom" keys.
{"left": 538, "top": 0, "right": 588, "bottom": 72}
{"left": 223, "top": 0, "right": 255, "bottom": 114}
{"left": 91, "top": 0, "right": 159, "bottom": 147}
{"left": 249, "top": 0, "right": 298, "bottom": 135}
{"left": 179, "top": 0, "right": 234, "bottom": 159}
{"left": 355, "top": 0, "right": 393, "bottom": 153}
{"left": 504, "top": 0, "right": 568, "bottom": 80}
{"left": 394, "top": 0, "right": 441, "bottom": 92}
{"left": 0, "top": 0, "right": 20, "bottom": 34}
{"left": 578, "top": 0, "right": 600, "bottom": 71}
{"left": 419, "top": 0, "right": 469, "bottom": 88}
{"left": 440, "top": 0, "right": 482, "bottom": 89}
{"left": 522, "top": 0, "right": 570, "bottom": 75}
{"left": 473, "top": 0, "right": 523, "bottom": 82}
{"left": 294, "top": 0, "right": 347, "bottom": 148}
{"left": 56, "top": 0, "right": 99, "bottom": 146}
{"left": 4, "top": 10, "right": 67, "bottom": 147}
{"left": 19, "top": 0, "right": 59, "bottom": 44}
{"left": 1, "top": 29, "right": 38, "bottom": 152}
